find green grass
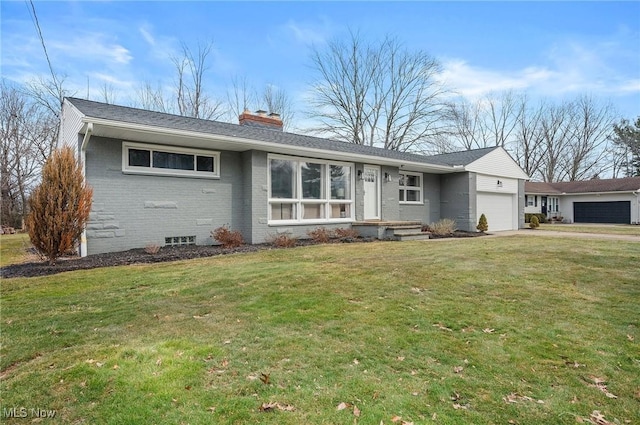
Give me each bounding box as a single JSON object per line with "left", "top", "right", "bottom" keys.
{"left": 0, "top": 233, "right": 34, "bottom": 266}
{"left": 538, "top": 223, "right": 640, "bottom": 236}
{"left": 1, "top": 236, "right": 639, "bottom": 424}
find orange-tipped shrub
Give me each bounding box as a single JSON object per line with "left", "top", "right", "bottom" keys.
{"left": 27, "top": 146, "right": 93, "bottom": 265}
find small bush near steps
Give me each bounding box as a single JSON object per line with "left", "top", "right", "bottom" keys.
{"left": 212, "top": 225, "right": 245, "bottom": 248}
{"left": 429, "top": 218, "right": 458, "bottom": 236}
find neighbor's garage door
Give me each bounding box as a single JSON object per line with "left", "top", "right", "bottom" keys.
{"left": 573, "top": 201, "right": 630, "bottom": 224}
{"left": 477, "top": 193, "right": 516, "bottom": 231}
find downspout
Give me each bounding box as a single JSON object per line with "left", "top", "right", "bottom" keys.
{"left": 79, "top": 123, "right": 93, "bottom": 257}
{"left": 634, "top": 189, "right": 640, "bottom": 225}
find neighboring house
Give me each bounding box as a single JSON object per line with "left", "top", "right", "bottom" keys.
{"left": 525, "top": 177, "right": 640, "bottom": 224}
{"left": 60, "top": 98, "right": 529, "bottom": 256}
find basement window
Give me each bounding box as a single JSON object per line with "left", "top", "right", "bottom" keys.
{"left": 123, "top": 142, "right": 219, "bottom": 178}
{"left": 165, "top": 236, "right": 196, "bottom": 247}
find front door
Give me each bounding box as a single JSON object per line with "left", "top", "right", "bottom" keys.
{"left": 541, "top": 196, "right": 548, "bottom": 216}
{"left": 363, "top": 165, "right": 380, "bottom": 220}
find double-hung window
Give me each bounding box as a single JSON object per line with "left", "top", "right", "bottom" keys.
{"left": 399, "top": 172, "right": 422, "bottom": 204}
{"left": 123, "top": 142, "right": 220, "bottom": 178}
{"left": 269, "top": 155, "right": 354, "bottom": 223}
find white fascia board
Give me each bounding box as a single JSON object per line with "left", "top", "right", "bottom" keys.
{"left": 82, "top": 117, "right": 457, "bottom": 173}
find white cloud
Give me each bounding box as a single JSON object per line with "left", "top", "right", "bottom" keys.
{"left": 49, "top": 33, "right": 132, "bottom": 65}
{"left": 139, "top": 26, "right": 156, "bottom": 47}
{"left": 280, "top": 18, "right": 334, "bottom": 46}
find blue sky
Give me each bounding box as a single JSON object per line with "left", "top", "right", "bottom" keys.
{"left": 2, "top": 1, "right": 639, "bottom": 126}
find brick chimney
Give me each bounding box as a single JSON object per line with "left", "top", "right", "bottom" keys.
{"left": 239, "top": 109, "right": 283, "bottom": 130}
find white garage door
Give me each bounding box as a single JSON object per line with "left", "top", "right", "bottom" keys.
{"left": 477, "top": 193, "right": 516, "bottom": 231}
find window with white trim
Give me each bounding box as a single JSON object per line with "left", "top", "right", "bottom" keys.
{"left": 268, "top": 155, "right": 354, "bottom": 223}
{"left": 122, "top": 142, "right": 220, "bottom": 178}
{"left": 548, "top": 197, "right": 559, "bottom": 213}
{"left": 399, "top": 172, "right": 422, "bottom": 204}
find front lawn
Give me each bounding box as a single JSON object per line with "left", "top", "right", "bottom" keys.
{"left": 1, "top": 236, "right": 638, "bottom": 424}
{"left": 0, "top": 233, "right": 33, "bottom": 266}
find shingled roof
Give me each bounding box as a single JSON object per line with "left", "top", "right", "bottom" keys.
{"left": 525, "top": 177, "right": 640, "bottom": 194}
{"left": 66, "top": 97, "right": 466, "bottom": 169}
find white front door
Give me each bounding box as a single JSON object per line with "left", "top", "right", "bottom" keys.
{"left": 363, "top": 165, "right": 380, "bottom": 220}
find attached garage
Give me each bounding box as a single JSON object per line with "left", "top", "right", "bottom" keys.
{"left": 573, "top": 201, "right": 631, "bottom": 224}
{"left": 477, "top": 192, "right": 517, "bottom": 231}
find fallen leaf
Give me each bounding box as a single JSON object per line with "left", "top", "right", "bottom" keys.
{"left": 453, "top": 366, "right": 464, "bottom": 373}
{"left": 353, "top": 358, "right": 360, "bottom": 365}
{"left": 453, "top": 403, "right": 468, "bottom": 410}
{"left": 391, "top": 416, "right": 402, "bottom": 422}
{"left": 337, "top": 402, "right": 350, "bottom": 411}
{"left": 221, "top": 359, "right": 229, "bottom": 367}
{"left": 260, "top": 373, "right": 270, "bottom": 385}
{"left": 112, "top": 364, "right": 119, "bottom": 370}
{"left": 353, "top": 405, "right": 361, "bottom": 417}
{"left": 155, "top": 358, "right": 162, "bottom": 366}
{"left": 433, "top": 323, "right": 453, "bottom": 332}
{"left": 626, "top": 334, "right": 634, "bottom": 341}
{"left": 432, "top": 412, "right": 437, "bottom": 420}
{"left": 482, "top": 328, "right": 495, "bottom": 333}
{"left": 587, "top": 377, "right": 618, "bottom": 399}
{"left": 397, "top": 356, "right": 405, "bottom": 361}
{"left": 208, "top": 406, "right": 216, "bottom": 413}
{"left": 589, "top": 410, "right": 614, "bottom": 425}
{"left": 259, "top": 402, "right": 295, "bottom": 412}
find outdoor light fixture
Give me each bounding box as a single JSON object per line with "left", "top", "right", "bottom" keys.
{"left": 357, "top": 170, "right": 363, "bottom": 180}
{"left": 384, "top": 172, "right": 392, "bottom": 182}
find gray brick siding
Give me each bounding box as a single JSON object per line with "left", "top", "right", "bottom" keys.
{"left": 85, "top": 137, "right": 245, "bottom": 254}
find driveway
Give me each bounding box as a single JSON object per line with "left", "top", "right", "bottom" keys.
{"left": 488, "top": 229, "right": 640, "bottom": 242}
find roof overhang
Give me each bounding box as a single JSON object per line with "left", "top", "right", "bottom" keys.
{"left": 81, "top": 118, "right": 458, "bottom": 174}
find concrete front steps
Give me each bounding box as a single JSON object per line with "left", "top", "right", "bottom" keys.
{"left": 352, "top": 221, "right": 431, "bottom": 241}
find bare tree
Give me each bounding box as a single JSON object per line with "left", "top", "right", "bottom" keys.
{"left": 1, "top": 80, "right": 57, "bottom": 227}
{"left": 559, "top": 96, "right": 615, "bottom": 181}
{"left": 443, "top": 99, "right": 486, "bottom": 150}
{"left": 443, "top": 91, "right": 521, "bottom": 152}
{"left": 171, "top": 41, "right": 224, "bottom": 120}
{"left": 226, "top": 75, "right": 257, "bottom": 120}
{"left": 261, "top": 84, "right": 295, "bottom": 130}
{"left": 135, "top": 81, "right": 169, "bottom": 113}
{"left": 226, "top": 76, "right": 295, "bottom": 130}
{"left": 512, "top": 95, "right": 546, "bottom": 179}
{"left": 133, "top": 41, "right": 224, "bottom": 120}
{"left": 307, "top": 32, "right": 447, "bottom": 152}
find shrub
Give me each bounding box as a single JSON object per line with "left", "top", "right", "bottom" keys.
{"left": 525, "top": 213, "right": 547, "bottom": 224}
{"left": 430, "top": 218, "right": 457, "bottom": 236}
{"left": 268, "top": 233, "right": 298, "bottom": 248}
{"left": 307, "top": 227, "right": 333, "bottom": 244}
{"left": 476, "top": 213, "right": 489, "bottom": 232}
{"left": 26, "top": 146, "right": 93, "bottom": 265}
{"left": 334, "top": 227, "right": 360, "bottom": 241}
{"left": 212, "top": 225, "right": 244, "bottom": 248}
{"left": 529, "top": 215, "right": 540, "bottom": 229}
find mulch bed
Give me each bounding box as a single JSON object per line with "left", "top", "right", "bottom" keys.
{"left": 1, "top": 232, "right": 486, "bottom": 279}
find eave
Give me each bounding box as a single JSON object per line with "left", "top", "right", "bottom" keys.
{"left": 80, "top": 118, "right": 458, "bottom": 174}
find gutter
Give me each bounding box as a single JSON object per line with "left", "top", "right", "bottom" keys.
{"left": 79, "top": 122, "right": 93, "bottom": 257}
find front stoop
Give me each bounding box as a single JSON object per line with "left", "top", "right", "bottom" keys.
{"left": 352, "top": 221, "right": 431, "bottom": 241}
